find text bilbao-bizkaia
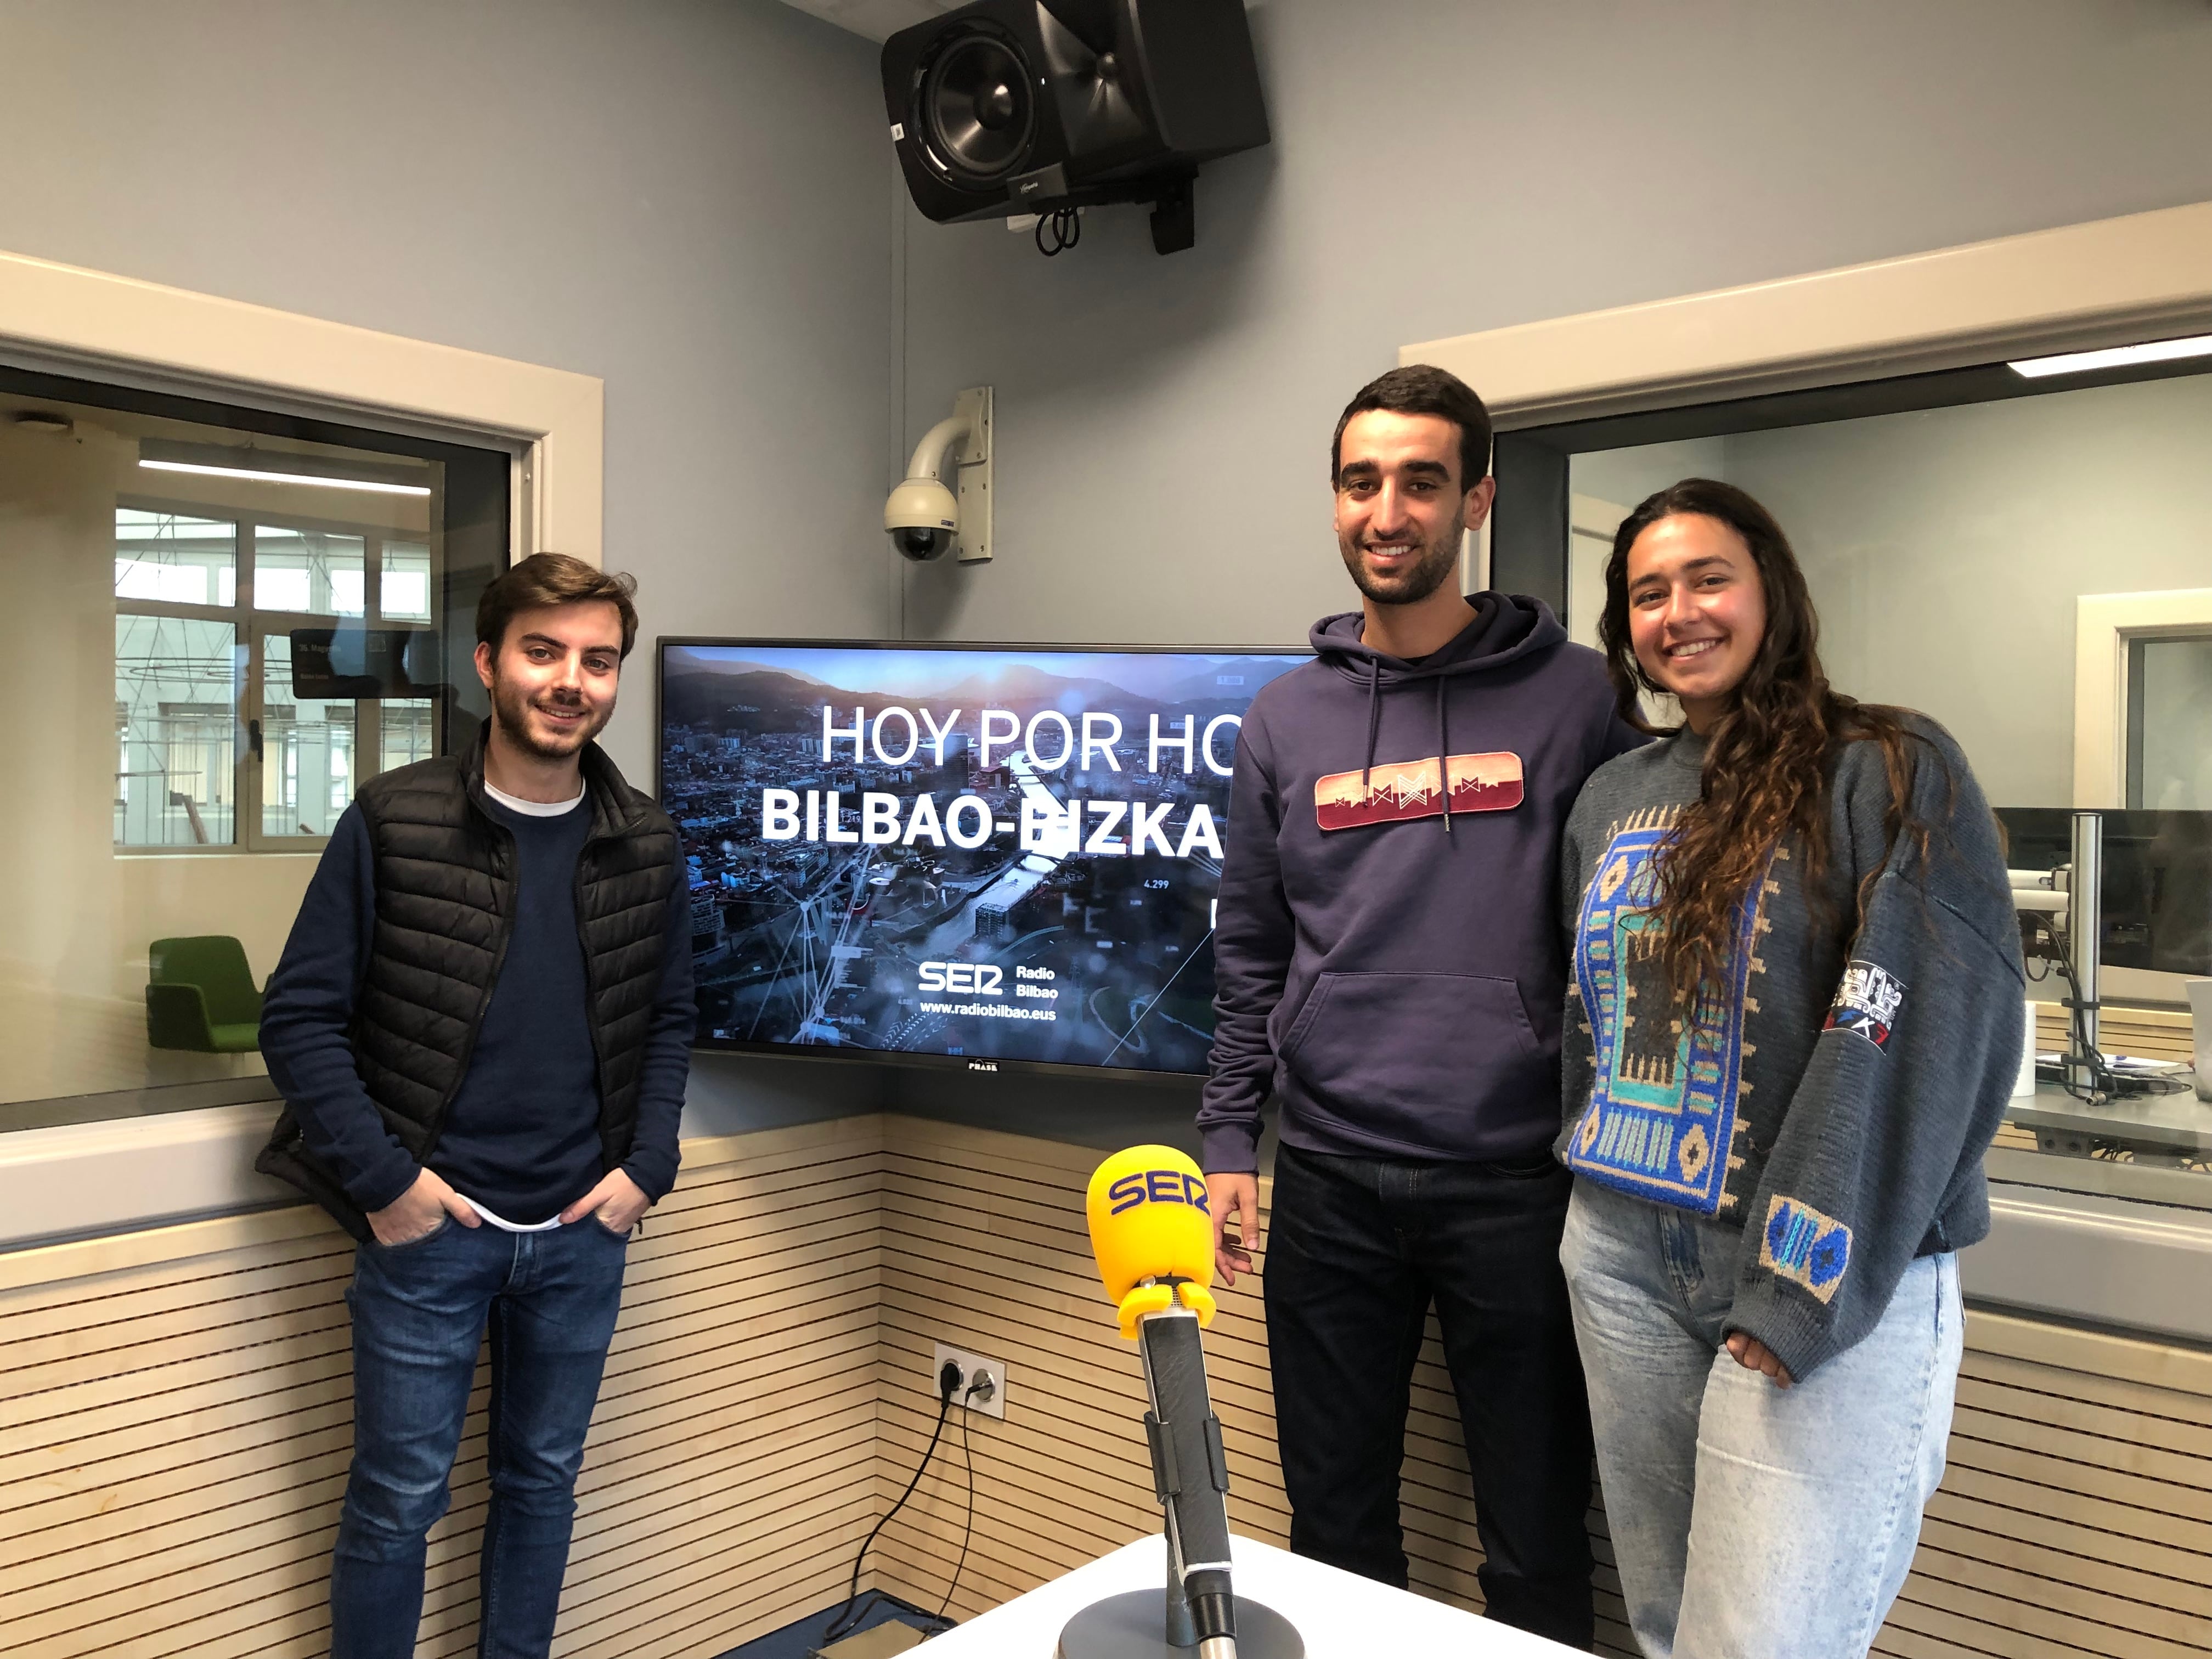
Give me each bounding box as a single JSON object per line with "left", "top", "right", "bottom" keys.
{"left": 757, "top": 703, "right": 1239, "bottom": 859}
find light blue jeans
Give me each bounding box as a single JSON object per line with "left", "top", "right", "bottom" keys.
{"left": 1559, "top": 1178, "right": 1962, "bottom": 1659}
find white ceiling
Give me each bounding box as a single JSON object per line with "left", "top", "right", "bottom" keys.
{"left": 776, "top": 0, "right": 968, "bottom": 43}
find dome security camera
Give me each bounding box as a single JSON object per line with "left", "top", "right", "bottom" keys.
{"left": 887, "top": 387, "right": 992, "bottom": 563}
{"left": 885, "top": 475, "right": 959, "bottom": 563}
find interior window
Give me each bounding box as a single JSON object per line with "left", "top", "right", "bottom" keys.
{"left": 2130, "top": 634, "right": 2212, "bottom": 811}
{"left": 3, "top": 367, "right": 507, "bottom": 1130}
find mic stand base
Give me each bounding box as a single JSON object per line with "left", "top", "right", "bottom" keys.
{"left": 1057, "top": 1592, "right": 1302, "bottom": 1659}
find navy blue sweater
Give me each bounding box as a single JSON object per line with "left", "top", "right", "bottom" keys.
{"left": 1199, "top": 596, "right": 1644, "bottom": 1173}
{"left": 261, "top": 794, "right": 693, "bottom": 1223}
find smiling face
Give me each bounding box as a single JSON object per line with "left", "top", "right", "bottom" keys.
{"left": 1623, "top": 512, "right": 1767, "bottom": 731}
{"left": 1333, "top": 409, "right": 1494, "bottom": 608}
{"left": 473, "top": 600, "right": 624, "bottom": 762}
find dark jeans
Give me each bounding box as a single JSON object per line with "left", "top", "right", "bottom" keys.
{"left": 331, "top": 1214, "right": 630, "bottom": 1659}
{"left": 1263, "top": 1142, "right": 1596, "bottom": 1650}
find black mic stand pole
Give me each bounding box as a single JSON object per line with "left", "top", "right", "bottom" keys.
{"left": 1058, "top": 1301, "right": 1301, "bottom": 1659}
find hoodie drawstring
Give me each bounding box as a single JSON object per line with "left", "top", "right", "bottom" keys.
{"left": 1359, "top": 658, "right": 1383, "bottom": 795}
{"left": 1362, "top": 662, "right": 1455, "bottom": 836}
{"left": 1436, "top": 678, "right": 1452, "bottom": 834}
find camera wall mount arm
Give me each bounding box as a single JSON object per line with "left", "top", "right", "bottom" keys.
{"left": 886, "top": 386, "right": 994, "bottom": 563}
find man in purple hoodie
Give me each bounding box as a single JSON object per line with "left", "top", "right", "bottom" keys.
{"left": 1200, "top": 366, "right": 1640, "bottom": 1648}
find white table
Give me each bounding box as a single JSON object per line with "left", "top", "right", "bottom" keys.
{"left": 923, "top": 1534, "right": 1580, "bottom": 1657}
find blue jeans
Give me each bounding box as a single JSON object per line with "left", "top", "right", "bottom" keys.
{"left": 331, "top": 1214, "right": 631, "bottom": 1659}
{"left": 1559, "top": 1179, "right": 1961, "bottom": 1659}
{"left": 1262, "top": 1143, "right": 1595, "bottom": 1649}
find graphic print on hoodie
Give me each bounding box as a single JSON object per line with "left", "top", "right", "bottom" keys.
{"left": 1198, "top": 595, "right": 1645, "bottom": 1174}
{"left": 1313, "top": 752, "right": 1525, "bottom": 829}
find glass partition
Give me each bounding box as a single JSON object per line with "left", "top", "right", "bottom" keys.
{"left": 262, "top": 631, "right": 357, "bottom": 839}
{"left": 2131, "top": 636, "right": 2212, "bottom": 810}
{"left": 115, "top": 616, "right": 240, "bottom": 847}
{"left": 2, "top": 364, "right": 508, "bottom": 1131}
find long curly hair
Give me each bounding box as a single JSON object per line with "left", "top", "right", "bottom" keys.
{"left": 1598, "top": 479, "right": 1933, "bottom": 1007}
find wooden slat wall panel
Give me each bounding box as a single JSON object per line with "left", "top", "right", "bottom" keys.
{"left": 2034, "top": 1003, "right": 2194, "bottom": 1064}
{"left": 0, "top": 1117, "right": 891, "bottom": 1659}
{"left": 5, "top": 1109, "right": 2210, "bottom": 1659}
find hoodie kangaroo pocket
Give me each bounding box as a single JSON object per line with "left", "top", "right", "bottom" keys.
{"left": 1280, "top": 972, "right": 1542, "bottom": 1132}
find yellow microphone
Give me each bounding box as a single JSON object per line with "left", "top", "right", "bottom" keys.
{"left": 1087, "top": 1145, "right": 1220, "bottom": 1338}
{"left": 1064, "top": 1148, "right": 1296, "bottom": 1659}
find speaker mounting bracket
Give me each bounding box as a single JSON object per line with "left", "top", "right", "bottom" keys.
{"left": 1147, "top": 174, "right": 1196, "bottom": 257}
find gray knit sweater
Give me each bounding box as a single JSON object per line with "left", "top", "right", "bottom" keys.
{"left": 1555, "top": 717, "right": 2025, "bottom": 1381}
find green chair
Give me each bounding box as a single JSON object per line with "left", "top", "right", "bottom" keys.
{"left": 146, "top": 936, "right": 264, "bottom": 1053}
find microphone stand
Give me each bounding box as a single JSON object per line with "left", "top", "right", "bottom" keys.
{"left": 1058, "top": 1288, "right": 1301, "bottom": 1659}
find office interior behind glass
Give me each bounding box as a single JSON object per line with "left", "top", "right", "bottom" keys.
{"left": 1, "top": 368, "right": 506, "bottom": 1131}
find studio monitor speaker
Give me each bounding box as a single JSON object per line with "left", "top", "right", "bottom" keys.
{"left": 881, "top": 0, "right": 1269, "bottom": 254}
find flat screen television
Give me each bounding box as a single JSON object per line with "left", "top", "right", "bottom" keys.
{"left": 658, "top": 639, "right": 1310, "bottom": 1079}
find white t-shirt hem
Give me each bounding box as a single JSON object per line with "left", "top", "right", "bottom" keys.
{"left": 460, "top": 1195, "right": 567, "bottom": 1232}
{"left": 483, "top": 779, "right": 585, "bottom": 817}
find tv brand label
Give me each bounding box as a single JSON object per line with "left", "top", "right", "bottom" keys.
{"left": 1105, "top": 1169, "right": 1212, "bottom": 1217}
{"left": 967, "top": 1059, "right": 997, "bottom": 1072}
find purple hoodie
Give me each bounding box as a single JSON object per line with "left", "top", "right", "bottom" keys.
{"left": 1199, "top": 595, "right": 1644, "bottom": 1173}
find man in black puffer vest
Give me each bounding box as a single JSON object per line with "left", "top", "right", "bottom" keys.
{"left": 257, "top": 553, "right": 693, "bottom": 1659}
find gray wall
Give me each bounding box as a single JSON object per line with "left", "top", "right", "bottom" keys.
{"left": 896, "top": 0, "right": 2212, "bottom": 653}
{"left": 1728, "top": 374, "right": 2212, "bottom": 809}
{"left": 1561, "top": 377, "right": 2212, "bottom": 811}
{"left": 0, "top": 0, "right": 898, "bottom": 770}
{"left": 0, "top": 0, "right": 898, "bottom": 1133}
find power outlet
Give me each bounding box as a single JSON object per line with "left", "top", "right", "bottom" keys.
{"left": 931, "top": 1341, "right": 1007, "bottom": 1420}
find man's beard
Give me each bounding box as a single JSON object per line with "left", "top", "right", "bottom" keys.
{"left": 490, "top": 674, "right": 610, "bottom": 760}
{"left": 1340, "top": 506, "right": 1465, "bottom": 607}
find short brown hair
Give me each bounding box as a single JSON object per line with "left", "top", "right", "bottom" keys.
{"left": 476, "top": 552, "right": 640, "bottom": 658}
{"left": 1330, "top": 365, "right": 1493, "bottom": 491}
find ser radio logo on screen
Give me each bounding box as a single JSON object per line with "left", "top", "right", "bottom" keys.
{"left": 660, "top": 644, "right": 1306, "bottom": 1077}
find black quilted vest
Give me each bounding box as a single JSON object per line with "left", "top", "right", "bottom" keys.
{"left": 257, "top": 727, "right": 682, "bottom": 1240}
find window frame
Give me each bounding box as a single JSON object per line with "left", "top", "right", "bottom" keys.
{"left": 2073, "top": 588, "right": 2212, "bottom": 810}
{"left": 114, "top": 492, "right": 448, "bottom": 854}
{"left": 0, "top": 247, "right": 604, "bottom": 1242}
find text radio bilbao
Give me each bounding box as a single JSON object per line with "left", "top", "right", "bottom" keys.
{"left": 916, "top": 962, "right": 1059, "bottom": 1001}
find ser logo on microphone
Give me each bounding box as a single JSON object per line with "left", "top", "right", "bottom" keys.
{"left": 1105, "top": 1169, "right": 1211, "bottom": 1217}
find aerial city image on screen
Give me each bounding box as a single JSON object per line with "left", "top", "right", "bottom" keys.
{"left": 659, "top": 643, "right": 1308, "bottom": 1075}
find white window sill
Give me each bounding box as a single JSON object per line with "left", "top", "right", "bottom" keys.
{"left": 0, "top": 1101, "right": 295, "bottom": 1249}
{"left": 1967, "top": 1181, "right": 2212, "bottom": 1344}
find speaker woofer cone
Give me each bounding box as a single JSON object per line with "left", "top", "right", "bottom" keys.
{"left": 919, "top": 31, "right": 1036, "bottom": 185}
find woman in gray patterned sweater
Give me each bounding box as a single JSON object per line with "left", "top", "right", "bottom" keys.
{"left": 1554, "top": 478, "right": 2023, "bottom": 1659}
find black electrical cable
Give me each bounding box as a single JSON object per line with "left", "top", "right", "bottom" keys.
{"left": 1035, "top": 206, "right": 1081, "bottom": 257}
{"left": 2027, "top": 913, "right": 2187, "bottom": 1103}
{"left": 823, "top": 1367, "right": 959, "bottom": 1643}
{"left": 934, "top": 1383, "right": 983, "bottom": 1623}
{"left": 2030, "top": 912, "right": 2117, "bottom": 1103}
